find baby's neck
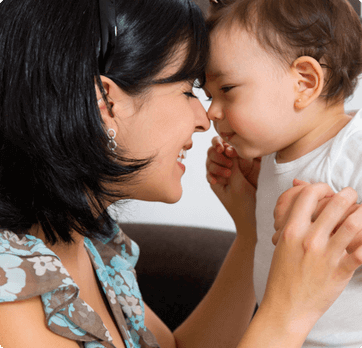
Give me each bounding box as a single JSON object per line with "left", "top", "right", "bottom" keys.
{"left": 276, "top": 102, "right": 351, "bottom": 163}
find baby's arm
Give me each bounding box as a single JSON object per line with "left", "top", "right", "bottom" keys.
{"left": 206, "top": 136, "right": 260, "bottom": 235}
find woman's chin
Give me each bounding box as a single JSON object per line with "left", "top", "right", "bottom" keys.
{"left": 136, "top": 186, "right": 183, "bottom": 204}
{"left": 161, "top": 190, "right": 183, "bottom": 204}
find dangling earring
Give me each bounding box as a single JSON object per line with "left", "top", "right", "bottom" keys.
{"left": 107, "top": 128, "right": 117, "bottom": 153}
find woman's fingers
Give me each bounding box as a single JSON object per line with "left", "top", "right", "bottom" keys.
{"left": 273, "top": 184, "right": 362, "bottom": 255}
{"left": 273, "top": 181, "right": 309, "bottom": 229}
{"left": 310, "top": 187, "right": 358, "bottom": 244}
{"left": 277, "top": 183, "right": 336, "bottom": 242}
{"left": 328, "top": 202, "right": 362, "bottom": 254}
{"left": 342, "top": 244, "right": 362, "bottom": 273}
{"left": 293, "top": 178, "right": 309, "bottom": 186}
{"left": 265, "top": 185, "right": 362, "bottom": 324}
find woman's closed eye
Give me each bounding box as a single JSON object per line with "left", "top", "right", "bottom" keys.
{"left": 184, "top": 91, "right": 198, "bottom": 99}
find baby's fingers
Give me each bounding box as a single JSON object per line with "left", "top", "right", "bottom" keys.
{"left": 206, "top": 172, "right": 229, "bottom": 186}
{"left": 211, "top": 136, "right": 239, "bottom": 158}
{"left": 206, "top": 172, "right": 217, "bottom": 185}
{"left": 211, "top": 136, "right": 226, "bottom": 154}
{"left": 207, "top": 146, "right": 233, "bottom": 168}
{"left": 206, "top": 159, "right": 232, "bottom": 179}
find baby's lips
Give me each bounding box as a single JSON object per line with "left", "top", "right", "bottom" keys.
{"left": 219, "top": 132, "right": 235, "bottom": 143}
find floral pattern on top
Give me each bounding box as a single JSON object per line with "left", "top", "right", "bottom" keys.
{"left": 0, "top": 224, "right": 160, "bottom": 348}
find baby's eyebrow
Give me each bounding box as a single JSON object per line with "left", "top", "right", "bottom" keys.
{"left": 205, "top": 71, "right": 222, "bottom": 79}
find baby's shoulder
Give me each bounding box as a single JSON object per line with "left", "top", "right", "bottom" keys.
{"left": 329, "top": 112, "right": 362, "bottom": 161}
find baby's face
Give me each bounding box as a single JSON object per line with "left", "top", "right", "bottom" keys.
{"left": 204, "top": 24, "right": 306, "bottom": 160}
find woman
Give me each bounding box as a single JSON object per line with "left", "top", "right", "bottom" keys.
{"left": 0, "top": 0, "right": 361, "bottom": 347}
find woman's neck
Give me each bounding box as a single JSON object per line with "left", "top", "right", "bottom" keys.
{"left": 28, "top": 224, "right": 87, "bottom": 271}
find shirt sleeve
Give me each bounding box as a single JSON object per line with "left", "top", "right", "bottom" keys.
{"left": 329, "top": 129, "right": 362, "bottom": 203}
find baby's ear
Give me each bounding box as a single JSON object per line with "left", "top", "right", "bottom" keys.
{"left": 291, "top": 56, "right": 324, "bottom": 110}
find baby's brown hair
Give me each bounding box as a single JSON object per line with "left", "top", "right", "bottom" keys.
{"left": 207, "top": 0, "right": 362, "bottom": 105}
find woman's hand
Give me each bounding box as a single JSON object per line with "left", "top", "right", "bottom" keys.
{"left": 273, "top": 179, "right": 362, "bottom": 253}
{"left": 261, "top": 183, "right": 362, "bottom": 337}
{"left": 206, "top": 136, "right": 260, "bottom": 234}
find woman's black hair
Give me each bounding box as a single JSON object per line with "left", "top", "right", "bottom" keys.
{"left": 105, "top": 0, "right": 209, "bottom": 93}
{"left": 0, "top": 0, "right": 208, "bottom": 244}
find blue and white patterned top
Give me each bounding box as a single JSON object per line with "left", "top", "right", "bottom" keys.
{"left": 0, "top": 223, "right": 159, "bottom": 348}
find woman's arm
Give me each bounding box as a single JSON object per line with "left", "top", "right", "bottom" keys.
{"left": 170, "top": 138, "right": 259, "bottom": 348}
{"left": 172, "top": 234, "right": 256, "bottom": 348}
{"left": 146, "top": 138, "right": 362, "bottom": 348}
{"left": 146, "top": 183, "right": 362, "bottom": 348}
{"left": 145, "top": 231, "right": 256, "bottom": 348}
{"left": 145, "top": 137, "right": 259, "bottom": 347}
{"left": 238, "top": 184, "right": 362, "bottom": 347}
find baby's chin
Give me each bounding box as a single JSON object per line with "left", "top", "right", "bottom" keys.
{"left": 234, "top": 146, "right": 263, "bottom": 160}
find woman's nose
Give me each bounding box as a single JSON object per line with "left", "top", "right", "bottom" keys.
{"left": 194, "top": 99, "right": 210, "bottom": 132}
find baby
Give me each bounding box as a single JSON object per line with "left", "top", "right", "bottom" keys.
{"left": 204, "top": 0, "right": 362, "bottom": 346}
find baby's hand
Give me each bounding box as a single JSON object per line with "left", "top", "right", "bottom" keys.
{"left": 206, "top": 136, "right": 260, "bottom": 234}
{"left": 206, "top": 136, "right": 236, "bottom": 186}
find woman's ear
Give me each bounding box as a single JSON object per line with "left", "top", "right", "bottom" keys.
{"left": 94, "top": 76, "right": 134, "bottom": 132}
{"left": 291, "top": 56, "right": 324, "bottom": 110}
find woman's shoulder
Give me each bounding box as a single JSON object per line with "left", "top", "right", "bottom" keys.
{"left": 0, "top": 230, "right": 81, "bottom": 347}
{"left": 0, "top": 230, "right": 77, "bottom": 303}
{"left": 0, "top": 296, "right": 80, "bottom": 348}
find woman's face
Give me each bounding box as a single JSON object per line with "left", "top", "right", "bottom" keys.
{"left": 112, "top": 60, "right": 210, "bottom": 203}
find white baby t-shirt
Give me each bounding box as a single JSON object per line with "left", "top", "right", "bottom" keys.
{"left": 255, "top": 109, "right": 362, "bottom": 347}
